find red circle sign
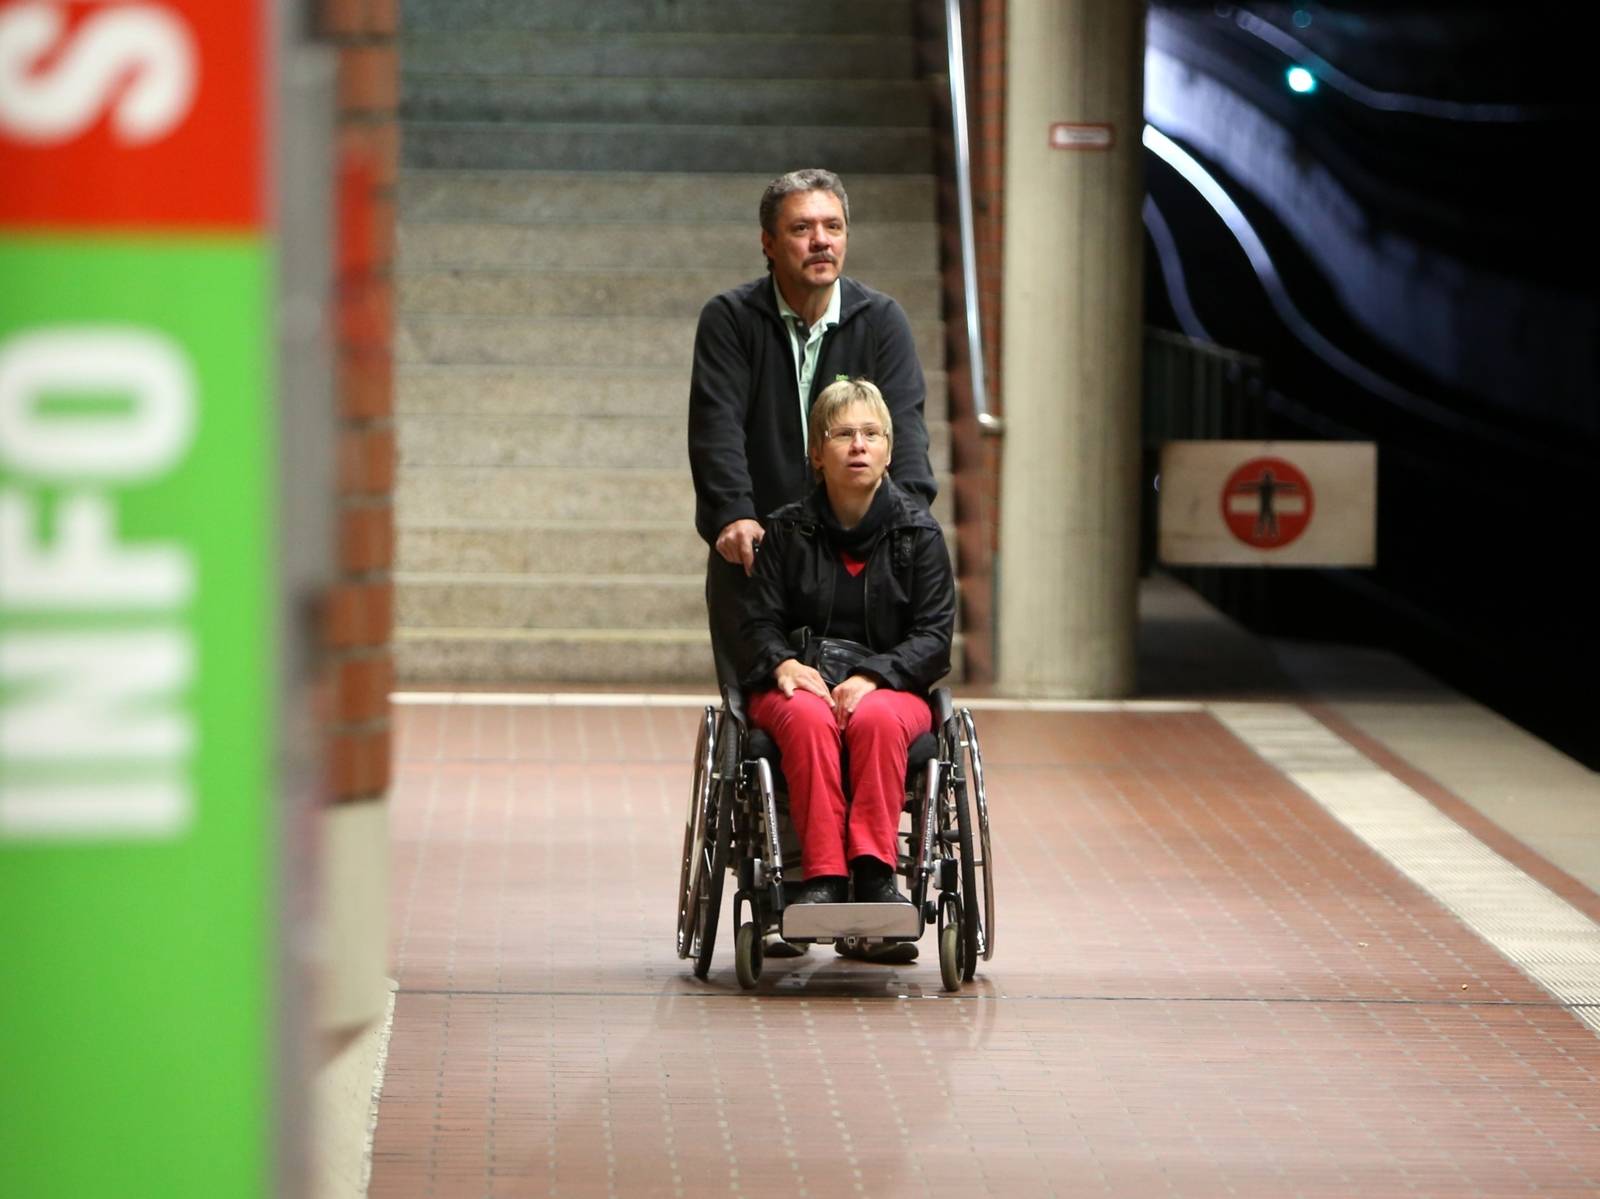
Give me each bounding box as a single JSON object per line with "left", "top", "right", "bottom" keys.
{"left": 1221, "top": 457, "right": 1314, "bottom": 549}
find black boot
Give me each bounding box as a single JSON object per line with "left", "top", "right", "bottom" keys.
{"left": 793, "top": 875, "right": 848, "bottom": 904}
{"left": 850, "top": 856, "right": 909, "bottom": 905}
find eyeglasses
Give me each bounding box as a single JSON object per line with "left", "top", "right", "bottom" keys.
{"left": 824, "top": 425, "right": 886, "bottom": 446}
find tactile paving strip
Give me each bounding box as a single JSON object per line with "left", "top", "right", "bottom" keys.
{"left": 1215, "top": 703, "right": 1600, "bottom": 1029}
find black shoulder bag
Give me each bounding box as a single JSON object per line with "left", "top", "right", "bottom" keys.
{"left": 790, "top": 627, "right": 873, "bottom": 689}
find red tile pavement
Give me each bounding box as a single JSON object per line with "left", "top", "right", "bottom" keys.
{"left": 369, "top": 702, "right": 1600, "bottom": 1197}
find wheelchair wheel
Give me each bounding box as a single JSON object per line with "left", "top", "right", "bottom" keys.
{"left": 958, "top": 708, "right": 995, "bottom": 962}
{"left": 735, "top": 921, "right": 763, "bottom": 990}
{"left": 950, "top": 766, "right": 980, "bottom": 982}
{"left": 937, "top": 898, "right": 962, "bottom": 992}
{"left": 676, "top": 707, "right": 717, "bottom": 958}
{"left": 692, "top": 780, "right": 732, "bottom": 979}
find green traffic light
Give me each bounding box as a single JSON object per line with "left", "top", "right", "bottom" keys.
{"left": 1286, "top": 66, "right": 1318, "bottom": 94}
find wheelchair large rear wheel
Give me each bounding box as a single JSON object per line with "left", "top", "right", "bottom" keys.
{"left": 692, "top": 785, "right": 732, "bottom": 979}
{"left": 958, "top": 708, "right": 995, "bottom": 962}
{"left": 676, "top": 707, "right": 717, "bottom": 958}
{"left": 949, "top": 768, "right": 980, "bottom": 982}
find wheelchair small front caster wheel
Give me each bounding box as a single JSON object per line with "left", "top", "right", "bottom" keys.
{"left": 735, "top": 921, "right": 763, "bottom": 990}
{"left": 938, "top": 922, "right": 962, "bottom": 992}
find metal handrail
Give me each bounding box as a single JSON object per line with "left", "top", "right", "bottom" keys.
{"left": 944, "top": 0, "right": 1001, "bottom": 435}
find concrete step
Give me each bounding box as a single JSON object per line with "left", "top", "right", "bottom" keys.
{"left": 396, "top": 519, "right": 955, "bottom": 576}
{"left": 394, "top": 626, "right": 717, "bottom": 684}
{"left": 400, "top": 32, "right": 918, "bottom": 80}
{"left": 400, "top": 0, "right": 915, "bottom": 35}
{"left": 397, "top": 520, "right": 702, "bottom": 575}
{"left": 395, "top": 365, "right": 949, "bottom": 421}
{"left": 397, "top": 571, "right": 705, "bottom": 629}
{"left": 400, "top": 121, "right": 934, "bottom": 174}
{"left": 397, "top": 567, "right": 965, "bottom": 632}
{"left": 396, "top": 466, "right": 955, "bottom": 526}
{"left": 401, "top": 76, "right": 932, "bottom": 128}
{"left": 396, "top": 412, "right": 953, "bottom": 472}
{"left": 393, "top": 576, "right": 706, "bottom": 646}
{"left": 397, "top": 171, "right": 936, "bottom": 224}
{"left": 397, "top": 268, "right": 941, "bottom": 321}
{"left": 397, "top": 220, "right": 939, "bottom": 273}
{"left": 393, "top": 627, "right": 966, "bottom": 685}
{"left": 393, "top": 313, "right": 945, "bottom": 373}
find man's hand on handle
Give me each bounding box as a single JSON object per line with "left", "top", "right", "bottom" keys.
{"left": 715, "top": 518, "right": 765, "bottom": 576}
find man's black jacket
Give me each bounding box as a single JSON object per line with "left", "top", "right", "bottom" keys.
{"left": 688, "top": 275, "right": 937, "bottom": 547}
{"left": 737, "top": 479, "right": 954, "bottom": 694}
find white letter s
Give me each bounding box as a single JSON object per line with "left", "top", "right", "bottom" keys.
{"left": 0, "top": 2, "right": 196, "bottom": 144}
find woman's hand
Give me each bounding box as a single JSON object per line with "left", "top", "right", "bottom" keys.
{"left": 831, "top": 674, "right": 878, "bottom": 727}
{"left": 774, "top": 658, "right": 834, "bottom": 705}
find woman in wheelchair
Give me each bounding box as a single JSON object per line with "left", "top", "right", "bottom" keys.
{"left": 738, "top": 378, "right": 956, "bottom": 908}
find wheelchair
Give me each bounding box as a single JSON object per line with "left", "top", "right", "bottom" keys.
{"left": 676, "top": 685, "right": 993, "bottom": 991}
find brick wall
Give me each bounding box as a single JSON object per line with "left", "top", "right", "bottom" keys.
{"left": 321, "top": 0, "right": 397, "bottom": 805}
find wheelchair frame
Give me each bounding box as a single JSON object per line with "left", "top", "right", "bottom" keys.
{"left": 676, "top": 686, "right": 994, "bottom": 991}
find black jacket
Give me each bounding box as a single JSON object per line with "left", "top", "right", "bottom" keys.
{"left": 688, "top": 275, "right": 937, "bottom": 547}
{"left": 739, "top": 478, "right": 955, "bottom": 693}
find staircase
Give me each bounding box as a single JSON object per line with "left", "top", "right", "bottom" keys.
{"left": 395, "top": 0, "right": 951, "bottom": 684}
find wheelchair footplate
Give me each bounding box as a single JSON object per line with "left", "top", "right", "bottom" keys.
{"left": 781, "top": 902, "right": 921, "bottom": 941}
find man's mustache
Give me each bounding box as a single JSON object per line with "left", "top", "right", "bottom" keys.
{"left": 805, "top": 253, "right": 838, "bottom": 266}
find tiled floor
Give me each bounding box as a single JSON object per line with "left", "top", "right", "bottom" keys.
{"left": 369, "top": 698, "right": 1600, "bottom": 1197}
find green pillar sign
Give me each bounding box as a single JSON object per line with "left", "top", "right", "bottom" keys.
{"left": 0, "top": 4, "right": 279, "bottom": 1196}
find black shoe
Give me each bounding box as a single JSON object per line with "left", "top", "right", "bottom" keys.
{"left": 836, "top": 940, "right": 919, "bottom": 964}
{"left": 850, "top": 856, "right": 910, "bottom": 905}
{"left": 793, "top": 875, "right": 848, "bottom": 904}
{"left": 763, "top": 931, "right": 810, "bottom": 958}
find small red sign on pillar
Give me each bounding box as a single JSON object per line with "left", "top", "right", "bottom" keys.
{"left": 1048, "top": 122, "right": 1115, "bottom": 150}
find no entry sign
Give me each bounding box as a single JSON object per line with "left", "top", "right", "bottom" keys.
{"left": 1221, "top": 456, "right": 1314, "bottom": 549}
{"left": 1158, "top": 441, "right": 1375, "bottom": 567}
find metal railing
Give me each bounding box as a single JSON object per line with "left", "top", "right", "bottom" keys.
{"left": 945, "top": 0, "right": 1001, "bottom": 435}
{"left": 1142, "top": 328, "right": 1267, "bottom": 446}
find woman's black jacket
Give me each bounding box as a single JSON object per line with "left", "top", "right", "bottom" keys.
{"left": 737, "top": 478, "right": 955, "bottom": 694}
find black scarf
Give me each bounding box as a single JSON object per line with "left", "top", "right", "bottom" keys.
{"left": 815, "top": 480, "right": 895, "bottom": 558}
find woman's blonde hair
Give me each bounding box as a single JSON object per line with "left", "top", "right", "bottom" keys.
{"left": 807, "top": 378, "right": 894, "bottom": 470}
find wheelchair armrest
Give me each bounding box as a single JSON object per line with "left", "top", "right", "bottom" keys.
{"left": 929, "top": 686, "right": 955, "bottom": 728}
{"left": 721, "top": 685, "right": 750, "bottom": 732}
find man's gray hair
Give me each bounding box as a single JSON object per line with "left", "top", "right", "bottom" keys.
{"left": 759, "top": 169, "right": 851, "bottom": 271}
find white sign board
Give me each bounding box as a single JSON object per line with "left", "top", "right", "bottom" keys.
{"left": 1158, "top": 440, "right": 1376, "bottom": 567}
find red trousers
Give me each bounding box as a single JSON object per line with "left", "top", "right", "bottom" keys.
{"left": 747, "top": 687, "right": 932, "bottom": 879}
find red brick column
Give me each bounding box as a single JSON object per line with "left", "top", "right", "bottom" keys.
{"left": 321, "top": 0, "right": 397, "bottom": 804}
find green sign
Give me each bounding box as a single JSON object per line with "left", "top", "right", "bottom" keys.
{"left": 0, "top": 238, "right": 277, "bottom": 1195}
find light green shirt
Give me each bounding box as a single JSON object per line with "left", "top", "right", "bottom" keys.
{"left": 773, "top": 277, "right": 842, "bottom": 442}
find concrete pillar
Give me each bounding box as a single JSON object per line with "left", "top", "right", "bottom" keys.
{"left": 997, "top": 0, "right": 1146, "bottom": 696}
